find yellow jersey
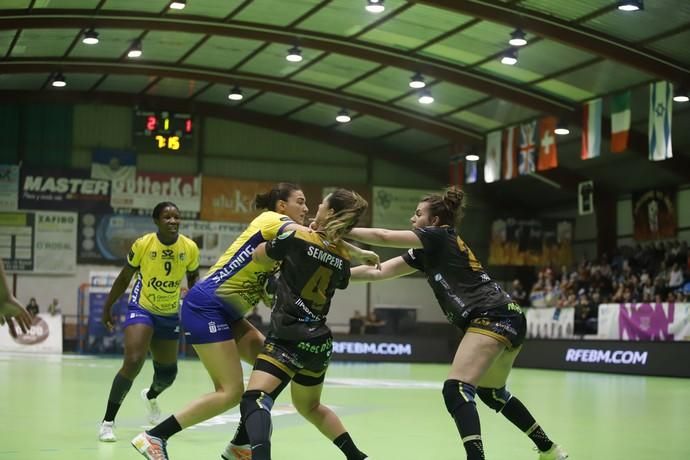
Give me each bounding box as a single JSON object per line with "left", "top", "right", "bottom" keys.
{"left": 128, "top": 232, "right": 200, "bottom": 315}
{"left": 198, "top": 211, "right": 294, "bottom": 315}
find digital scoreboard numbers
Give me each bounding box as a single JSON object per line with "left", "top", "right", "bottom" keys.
{"left": 133, "top": 109, "right": 193, "bottom": 153}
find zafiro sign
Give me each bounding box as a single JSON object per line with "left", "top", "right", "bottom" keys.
{"left": 598, "top": 303, "right": 690, "bottom": 341}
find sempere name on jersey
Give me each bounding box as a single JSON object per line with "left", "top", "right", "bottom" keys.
{"left": 307, "top": 246, "right": 343, "bottom": 269}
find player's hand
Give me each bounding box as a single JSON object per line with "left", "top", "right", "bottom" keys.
{"left": 0, "top": 296, "right": 32, "bottom": 337}
{"left": 358, "top": 250, "right": 381, "bottom": 270}
{"left": 102, "top": 306, "right": 115, "bottom": 332}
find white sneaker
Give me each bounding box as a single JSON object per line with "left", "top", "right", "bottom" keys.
{"left": 538, "top": 444, "right": 569, "bottom": 460}
{"left": 141, "top": 388, "right": 161, "bottom": 424}
{"left": 132, "top": 432, "right": 169, "bottom": 460}
{"left": 220, "top": 442, "right": 252, "bottom": 460}
{"left": 99, "top": 420, "right": 117, "bottom": 442}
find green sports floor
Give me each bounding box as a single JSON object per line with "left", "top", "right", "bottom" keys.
{"left": 1, "top": 353, "right": 688, "bottom": 460}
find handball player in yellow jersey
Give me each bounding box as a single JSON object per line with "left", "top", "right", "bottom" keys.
{"left": 99, "top": 202, "right": 200, "bottom": 442}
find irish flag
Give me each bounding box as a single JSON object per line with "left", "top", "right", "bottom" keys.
{"left": 610, "top": 91, "right": 631, "bottom": 153}
{"left": 581, "top": 98, "right": 602, "bottom": 160}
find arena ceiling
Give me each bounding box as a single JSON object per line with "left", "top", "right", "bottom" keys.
{"left": 1, "top": 0, "right": 689, "bottom": 209}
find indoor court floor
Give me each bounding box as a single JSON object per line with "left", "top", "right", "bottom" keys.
{"left": 0, "top": 353, "right": 687, "bottom": 460}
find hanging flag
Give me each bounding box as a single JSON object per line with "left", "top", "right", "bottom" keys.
{"left": 465, "top": 159, "right": 478, "bottom": 184}
{"left": 91, "top": 149, "right": 136, "bottom": 182}
{"left": 537, "top": 117, "right": 558, "bottom": 171}
{"left": 448, "top": 155, "right": 463, "bottom": 186}
{"left": 503, "top": 126, "right": 518, "bottom": 180}
{"left": 519, "top": 121, "right": 536, "bottom": 175}
{"left": 581, "top": 98, "right": 602, "bottom": 160}
{"left": 484, "top": 131, "right": 502, "bottom": 183}
{"left": 649, "top": 81, "right": 673, "bottom": 161}
{"left": 610, "top": 91, "right": 631, "bottom": 153}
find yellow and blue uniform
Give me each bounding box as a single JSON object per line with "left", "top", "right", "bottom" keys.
{"left": 123, "top": 232, "right": 200, "bottom": 339}
{"left": 181, "top": 211, "right": 294, "bottom": 344}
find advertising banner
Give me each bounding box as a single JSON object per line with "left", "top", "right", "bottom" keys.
{"left": 179, "top": 220, "right": 246, "bottom": 267}
{"left": 85, "top": 287, "right": 129, "bottom": 354}
{"left": 0, "top": 314, "right": 63, "bottom": 353}
{"left": 19, "top": 168, "right": 111, "bottom": 212}
{"left": 597, "top": 303, "right": 690, "bottom": 341}
{"left": 111, "top": 172, "right": 201, "bottom": 218}
{"left": 488, "top": 218, "right": 574, "bottom": 266}
{"left": 0, "top": 164, "right": 19, "bottom": 211}
{"left": 1, "top": 211, "right": 77, "bottom": 273}
{"left": 372, "top": 187, "right": 436, "bottom": 229}
{"left": 632, "top": 189, "right": 677, "bottom": 241}
{"left": 331, "top": 333, "right": 453, "bottom": 363}
{"left": 525, "top": 307, "right": 575, "bottom": 339}
{"left": 200, "top": 177, "right": 273, "bottom": 223}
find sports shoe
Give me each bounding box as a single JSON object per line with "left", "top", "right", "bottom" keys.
{"left": 99, "top": 420, "right": 117, "bottom": 442}
{"left": 141, "top": 388, "right": 161, "bottom": 424}
{"left": 538, "top": 444, "right": 569, "bottom": 460}
{"left": 220, "top": 442, "right": 252, "bottom": 460}
{"left": 132, "top": 432, "right": 169, "bottom": 460}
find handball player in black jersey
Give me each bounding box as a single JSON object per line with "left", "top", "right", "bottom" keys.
{"left": 348, "top": 186, "right": 568, "bottom": 460}
{"left": 229, "top": 189, "right": 370, "bottom": 460}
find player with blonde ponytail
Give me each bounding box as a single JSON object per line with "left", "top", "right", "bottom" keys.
{"left": 348, "top": 186, "right": 568, "bottom": 460}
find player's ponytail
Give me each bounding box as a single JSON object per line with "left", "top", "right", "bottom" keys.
{"left": 321, "top": 189, "right": 368, "bottom": 242}
{"left": 254, "top": 182, "right": 301, "bottom": 211}
{"left": 421, "top": 186, "right": 465, "bottom": 226}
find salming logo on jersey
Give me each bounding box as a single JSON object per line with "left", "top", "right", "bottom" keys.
{"left": 208, "top": 232, "right": 262, "bottom": 286}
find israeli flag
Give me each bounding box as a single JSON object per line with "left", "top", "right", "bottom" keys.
{"left": 648, "top": 81, "right": 673, "bottom": 161}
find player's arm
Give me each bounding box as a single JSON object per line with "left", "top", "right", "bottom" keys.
{"left": 102, "top": 264, "right": 137, "bottom": 331}
{"left": 252, "top": 242, "right": 273, "bottom": 264}
{"left": 186, "top": 269, "right": 199, "bottom": 288}
{"left": 351, "top": 256, "right": 417, "bottom": 282}
{"left": 0, "top": 259, "right": 32, "bottom": 337}
{"left": 253, "top": 230, "right": 294, "bottom": 265}
{"left": 348, "top": 227, "right": 423, "bottom": 249}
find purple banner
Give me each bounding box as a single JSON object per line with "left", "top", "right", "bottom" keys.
{"left": 618, "top": 303, "right": 675, "bottom": 341}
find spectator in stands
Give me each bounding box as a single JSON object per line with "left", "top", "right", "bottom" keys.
{"left": 509, "top": 279, "right": 527, "bottom": 306}
{"left": 349, "top": 310, "right": 365, "bottom": 335}
{"left": 364, "top": 311, "right": 385, "bottom": 334}
{"left": 26, "top": 297, "right": 39, "bottom": 317}
{"left": 668, "top": 262, "right": 684, "bottom": 290}
{"left": 246, "top": 306, "right": 263, "bottom": 330}
{"left": 0, "top": 259, "right": 32, "bottom": 337}
{"left": 47, "top": 298, "right": 61, "bottom": 316}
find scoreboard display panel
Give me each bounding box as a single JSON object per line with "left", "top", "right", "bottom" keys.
{"left": 133, "top": 109, "right": 193, "bottom": 153}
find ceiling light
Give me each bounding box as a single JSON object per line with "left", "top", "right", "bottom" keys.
{"left": 286, "top": 45, "right": 303, "bottom": 63}
{"left": 673, "top": 87, "right": 689, "bottom": 103}
{"left": 127, "top": 39, "right": 142, "bottom": 58}
{"left": 365, "top": 0, "right": 385, "bottom": 14}
{"left": 335, "top": 109, "right": 351, "bottom": 123}
{"left": 465, "top": 154, "right": 479, "bottom": 162}
{"left": 228, "top": 86, "right": 243, "bottom": 101}
{"left": 169, "top": 0, "right": 186, "bottom": 10}
{"left": 509, "top": 28, "right": 527, "bottom": 47}
{"left": 418, "top": 89, "right": 434, "bottom": 104}
{"left": 554, "top": 121, "right": 570, "bottom": 136}
{"left": 501, "top": 48, "right": 518, "bottom": 65}
{"left": 409, "top": 72, "right": 426, "bottom": 89}
{"left": 82, "top": 28, "right": 99, "bottom": 45}
{"left": 51, "top": 72, "right": 66, "bottom": 88}
{"left": 617, "top": 0, "right": 643, "bottom": 11}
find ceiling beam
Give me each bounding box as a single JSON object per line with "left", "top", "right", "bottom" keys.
{"left": 0, "top": 89, "right": 446, "bottom": 183}
{"left": 414, "top": 0, "right": 690, "bottom": 86}
{"left": 0, "top": 9, "right": 575, "bottom": 116}
{"left": 0, "top": 59, "right": 480, "bottom": 143}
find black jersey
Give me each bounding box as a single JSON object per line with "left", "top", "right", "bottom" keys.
{"left": 265, "top": 229, "right": 351, "bottom": 340}
{"left": 402, "top": 226, "right": 512, "bottom": 328}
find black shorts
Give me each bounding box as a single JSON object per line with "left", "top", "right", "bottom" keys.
{"left": 256, "top": 333, "right": 333, "bottom": 386}
{"left": 466, "top": 302, "right": 527, "bottom": 349}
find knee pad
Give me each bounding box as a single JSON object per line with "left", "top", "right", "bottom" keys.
{"left": 442, "top": 379, "right": 476, "bottom": 415}
{"left": 151, "top": 362, "right": 178, "bottom": 391}
{"left": 240, "top": 390, "right": 275, "bottom": 420}
{"left": 477, "top": 386, "right": 512, "bottom": 412}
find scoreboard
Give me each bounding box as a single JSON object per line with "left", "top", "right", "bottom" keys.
{"left": 133, "top": 109, "right": 193, "bottom": 152}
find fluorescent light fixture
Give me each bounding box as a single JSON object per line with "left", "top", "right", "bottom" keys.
{"left": 365, "top": 0, "right": 385, "bottom": 14}
{"left": 409, "top": 72, "right": 426, "bottom": 89}
{"left": 228, "top": 86, "right": 243, "bottom": 101}
{"left": 127, "top": 39, "right": 142, "bottom": 58}
{"left": 286, "top": 45, "right": 303, "bottom": 63}
{"left": 418, "top": 89, "right": 434, "bottom": 104}
{"left": 335, "top": 109, "right": 351, "bottom": 123}
{"left": 465, "top": 154, "right": 479, "bottom": 162}
{"left": 82, "top": 28, "right": 99, "bottom": 45}
{"left": 501, "top": 48, "right": 518, "bottom": 65}
{"left": 509, "top": 28, "right": 527, "bottom": 47}
{"left": 51, "top": 72, "right": 66, "bottom": 88}
{"left": 673, "top": 87, "right": 689, "bottom": 102}
{"left": 169, "top": 0, "right": 186, "bottom": 10}
{"left": 554, "top": 121, "right": 570, "bottom": 136}
{"left": 617, "top": 0, "right": 643, "bottom": 11}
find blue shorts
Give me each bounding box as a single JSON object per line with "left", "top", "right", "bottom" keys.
{"left": 181, "top": 285, "right": 245, "bottom": 345}
{"left": 123, "top": 304, "right": 180, "bottom": 340}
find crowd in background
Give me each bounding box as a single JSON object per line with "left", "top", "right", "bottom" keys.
{"left": 512, "top": 240, "right": 690, "bottom": 333}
